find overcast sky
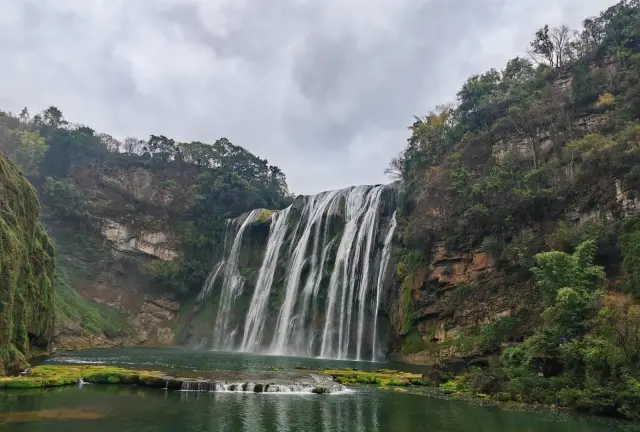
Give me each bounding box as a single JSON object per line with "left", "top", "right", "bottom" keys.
{"left": 0, "top": 0, "right": 616, "bottom": 195}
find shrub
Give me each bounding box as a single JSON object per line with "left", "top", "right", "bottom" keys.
{"left": 466, "top": 368, "right": 506, "bottom": 394}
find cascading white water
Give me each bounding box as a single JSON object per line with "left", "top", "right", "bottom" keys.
{"left": 371, "top": 211, "right": 397, "bottom": 361}
{"left": 211, "top": 209, "right": 262, "bottom": 349}
{"left": 240, "top": 207, "right": 291, "bottom": 351}
{"left": 271, "top": 190, "right": 342, "bottom": 354}
{"left": 354, "top": 187, "right": 384, "bottom": 360}
{"left": 197, "top": 260, "right": 225, "bottom": 303}
{"left": 319, "top": 186, "right": 384, "bottom": 359}
{"left": 203, "top": 184, "right": 396, "bottom": 360}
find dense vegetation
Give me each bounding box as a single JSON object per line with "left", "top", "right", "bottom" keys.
{"left": 391, "top": 0, "right": 640, "bottom": 419}
{"left": 0, "top": 106, "right": 290, "bottom": 297}
{"left": 0, "top": 152, "right": 55, "bottom": 375}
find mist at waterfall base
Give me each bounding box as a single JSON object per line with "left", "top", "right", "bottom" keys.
{"left": 196, "top": 184, "right": 398, "bottom": 361}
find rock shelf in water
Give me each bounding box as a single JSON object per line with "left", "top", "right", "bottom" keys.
{"left": 0, "top": 365, "right": 346, "bottom": 394}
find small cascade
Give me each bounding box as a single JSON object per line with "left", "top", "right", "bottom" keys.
{"left": 179, "top": 378, "right": 345, "bottom": 394}
{"left": 201, "top": 184, "right": 397, "bottom": 360}
{"left": 197, "top": 260, "right": 225, "bottom": 303}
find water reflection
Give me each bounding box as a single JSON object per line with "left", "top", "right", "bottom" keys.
{"left": 2, "top": 385, "right": 638, "bottom": 432}
{"left": 179, "top": 392, "right": 382, "bottom": 432}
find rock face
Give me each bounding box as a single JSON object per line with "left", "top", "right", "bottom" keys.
{"left": 387, "top": 242, "right": 537, "bottom": 365}
{"left": 0, "top": 153, "right": 55, "bottom": 374}
{"left": 45, "top": 159, "right": 189, "bottom": 350}
{"left": 101, "top": 220, "right": 177, "bottom": 261}
{"left": 53, "top": 294, "right": 180, "bottom": 350}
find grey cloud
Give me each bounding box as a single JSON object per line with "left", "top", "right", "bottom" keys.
{"left": 0, "top": 0, "right": 616, "bottom": 194}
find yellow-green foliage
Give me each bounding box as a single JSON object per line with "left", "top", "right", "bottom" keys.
{"left": 596, "top": 92, "right": 615, "bottom": 108}
{"left": 0, "top": 153, "right": 55, "bottom": 375}
{"left": 440, "top": 377, "right": 469, "bottom": 394}
{"left": 253, "top": 209, "right": 274, "bottom": 224}
{"left": 0, "top": 365, "right": 165, "bottom": 389}
{"left": 320, "top": 369, "right": 424, "bottom": 387}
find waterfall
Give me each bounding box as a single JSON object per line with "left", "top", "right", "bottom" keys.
{"left": 354, "top": 187, "right": 384, "bottom": 360}
{"left": 319, "top": 186, "right": 384, "bottom": 359}
{"left": 371, "top": 211, "right": 397, "bottom": 361}
{"left": 240, "top": 207, "right": 292, "bottom": 351}
{"left": 271, "top": 190, "right": 342, "bottom": 354}
{"left": 202, "top": 184, "right": 397, "bottom": 360}
{"left": 211, "top": 209, "right": 262, "bottom": 349}
{"left": 197, "top": 260, "right": 225, "bottom": 303}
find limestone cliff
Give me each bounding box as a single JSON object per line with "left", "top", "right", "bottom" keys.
{"left": 45, "top": 158, "right": 188, "bottom": 349}
{"left": 0, "top": 152, "right": 55, "bottom": 374}
{"left": 387, "top": 20, "right": 640, "bottom": 365}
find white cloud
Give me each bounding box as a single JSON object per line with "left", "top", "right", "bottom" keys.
{"left": 0, "top": 0, "right": 616, "bottom": 194}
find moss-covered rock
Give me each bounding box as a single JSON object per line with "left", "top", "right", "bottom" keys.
{"left": 253, "top": 209, "right": 274, "bottom": 225}
{"left": 0, "top": 153, "right": 55, "bottom": 375}
{"left": 319, "top": 368, "right": 425, "bottom": 387}
{"left": 0, "top": 365, "right": 166, "bottom": 388}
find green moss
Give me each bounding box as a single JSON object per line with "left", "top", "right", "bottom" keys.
{"left": 440, "top": 378, "right": 469, "bottom": 394}
{"left": 253, "top": 209, "right": 274, "bottom": 225}
{"left": 0, "top": 365, "right": 165, "bottom": 388}
{"left": 0, "top": 153, "right": 55, "bottom": 375}
{"left": 54, "top": 262, "right": 128, "bottom": 337}
{"left": 402, "top": 329, "right": 427, "bottom": 355}
{"left": 401, "top": 280, "right": 413, "bottom": 334}
{"left": 320, "top": 369, "right": 423, "bottom": 388}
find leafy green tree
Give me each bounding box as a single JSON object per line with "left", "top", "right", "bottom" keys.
{"left": 15, "top": 130, "right": 47, "bottom": 175}
{"left": 457, "top": 69, "right": 503, "bottom": 131}
{"left": 531, "top": 239, "right": 605, "bottom": 302}
{"left": 42, "top": 106, "right": 67, "bottom": 129}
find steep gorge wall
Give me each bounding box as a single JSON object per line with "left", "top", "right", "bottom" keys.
{"left": 387, "top": 60, "right": 640, "bottom": 364}
{"left": 0, "top": 152, "right": 55, "bottom": 374}
{"left": 45, "top": 158, "right": 189, "bottom": 350}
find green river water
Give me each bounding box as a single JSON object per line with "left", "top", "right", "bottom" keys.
{"left": 1, "top": 348, "right": 638, "bottom": 431}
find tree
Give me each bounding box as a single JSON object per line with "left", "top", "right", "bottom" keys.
{"left": 15, "top": 130, "right": 47, "bottom": 175}
{"left": 123, "top": 137, "right": 145, "bottom": 154}
{"left": 531, "top": 239, "right": 605, "bottom": 302}
{"left": 42, "top": 106, "right": 67, "bottom": 128}
{"left": 529, "top": 25, "right": 575, "bottom": 69}
{"left": 524, "top": 240, "right": 606, "bottom": 362}
{"left": 98, "top": 133, "right": 121, "bottom": 153}
{"left": 147, "top": 134, "right": 176, "bottom": 161}
{"left": 596, "top": 294, "right": 640, "bottom": 367}
{"left": 18, "top": 107, "right": 29, "bottom": 124}
{"left": 457, "top": 70, "right": 503, "bottom": 130}
{"left": 385, "top": 151, "right": 405, "bottom": 181}
{"left": 501, "top": 57, "right": 536, "bottom": 97}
